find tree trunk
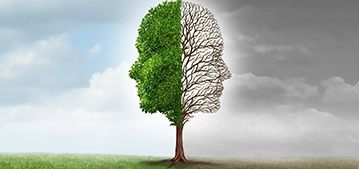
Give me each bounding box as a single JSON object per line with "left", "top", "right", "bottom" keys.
{"left": 148, "top": 123, "right": 210, "bottom": 168}
{"left": 171, "top": 124, "right": 188, "bottom": 163}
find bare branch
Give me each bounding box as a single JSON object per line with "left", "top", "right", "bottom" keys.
{"left": 181, "top": 1, "right": 231, "bottom": 124}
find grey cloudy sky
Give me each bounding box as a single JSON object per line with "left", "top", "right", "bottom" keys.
{"left": 0, "top": 0, "right": 358, "bottom": 159}
{"left": 186, "top": 0, "right": 359, "bottom": 158}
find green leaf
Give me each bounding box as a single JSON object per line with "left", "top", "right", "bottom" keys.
{"left": 129, "top": 0, "right": 183, "bottom": 125}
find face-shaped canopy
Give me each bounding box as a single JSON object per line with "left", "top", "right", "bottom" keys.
{"left": 129, "top": 0, "right": 231, "bottom": 126}
{"left": 181, "top": 1, "right": 231, "bottom": 124}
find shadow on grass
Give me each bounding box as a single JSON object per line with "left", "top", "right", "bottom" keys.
{"left": 139, "top": 158, "right": 223, "bottom": 168}
{"left": 139, "top": 159, "right": 175, "bottom": 168}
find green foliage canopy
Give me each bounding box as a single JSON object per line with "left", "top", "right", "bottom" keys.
{"left": 129, "top": 0, "right": 182, "bottom": 126}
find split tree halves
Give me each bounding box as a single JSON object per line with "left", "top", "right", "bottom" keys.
{"left": 129, "top": 0, "right": 231, "bottom": 167}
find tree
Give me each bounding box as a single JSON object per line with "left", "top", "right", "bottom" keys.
{"left": 129, "top": 0, "right": 182, "bottom": 125}
{"left": 129, "top": 0, "right": 231, "bottom": 167}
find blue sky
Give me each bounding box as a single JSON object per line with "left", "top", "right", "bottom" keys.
{"left": 70, "top": 24, "right": 125, "bottom": 77}
{"left": 1, "top": 0, "right": 359, "bottom": 159}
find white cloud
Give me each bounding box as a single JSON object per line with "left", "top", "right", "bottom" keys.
{"left": 222, "top": 6, "right": 251, "bottom": 18}
{"left": 0, "top": 34, "right": 89, "bottom": 106}
{"left": 183, "top": 73, "right": 358, "bottom": 158}
{"left": 273, "top": 55, "right": 286, "bottom": 60}
{"left": 253, "top": 44, "right": 294, "bottom": 54}
{"left": 0, "top": 33, "right": 75, "bottom": 79}
{"left": 185, "top": 103, "right": 359, "bottom": 158}
{"left": 57, "top": 62, "right": 139, "bottom": 113}
{"left": 236, "top": 31, "right": 257, "bottom": 44}
{"left": 321, "top": 76, "right": 359, "bottom": 103}
{"left": 294, "top": 108, "right": 342, "bottom": 130}
{"left": 0, "top": 61, "right": 175, "bottom": 156}
{"left": 299, "top": 46, "right": 311, "bottom": 55}
{"left": 337, "top": 135, "right": 359, "bottom": 144}
{"left": 1, "top": 61, "right": 358, "bottom": 158}
{"left": 252, "top": 44, "right": 312, "bottom": 61}
{"left": 87, "top": 44, "right": 101, "bottom": 56}
{"left": 178, "top": 72, "right": 356, "bottom": 157}
{"left": 229, "top": 73, "right": 318, "bottom": 99}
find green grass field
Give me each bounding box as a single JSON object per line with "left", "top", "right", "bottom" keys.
{"left": 0, "top": 153, "right": 359, "bottom": 169}
{"left": 0, "top": 153, "right": 179, "bottom": 169}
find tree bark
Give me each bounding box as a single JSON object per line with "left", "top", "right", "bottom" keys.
{"left": 148, "top": 123, "right": 211, "bottom": 168}
{"left": 171, "top": 124, "right": 188, "bottom": 163}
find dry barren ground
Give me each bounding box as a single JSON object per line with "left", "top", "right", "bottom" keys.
{"left": 179, "top": 156, "right": 359, "bottom": 169}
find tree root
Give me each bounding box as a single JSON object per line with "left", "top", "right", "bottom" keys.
{"left": 148, "top": 157, "right": 212, "bottom": 168}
